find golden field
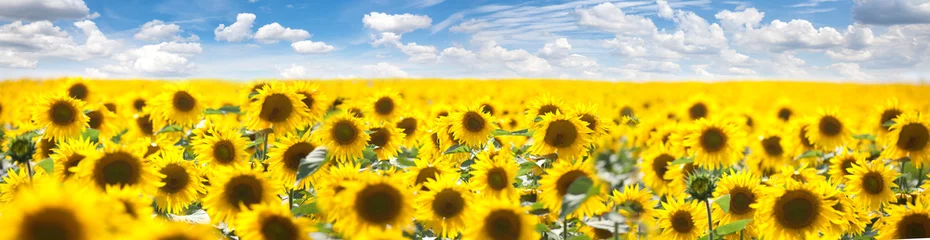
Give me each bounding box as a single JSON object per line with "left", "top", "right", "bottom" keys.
{"left": 0, "top": 78, "right": 929, "bottom": 240}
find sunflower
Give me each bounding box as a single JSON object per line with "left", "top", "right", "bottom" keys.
{"left": 32, "top": 136, "right": 58, "bottom": 163}
{"left": 236, "top": 203, "right": 316, "bottom": 240}
{"left": 318, "top": 113, "right": 369, "bottom": 162}
{"left": 768, "top": 164, "right": 826, "bottom": 187}
{"left": 463, "top": 198, "right": 539, "bottom": 240}
{"left": 805, "top": 108, "right": 852, "bottom": 150}
{"left": 290, "top": 81, "right": 328, "bottom": 123}
{"left": 656, "top": 197, "right": 707, "bottom": 240}
{"left": 203, "top": 166, "right": 281, "bottom": 224}
{"left": 369, "top": 90, "right": 404, "bottom": 122}
{"left": 267, "top": 131, "right": 319, "bottom": 190}
{"left": 415, "top": 175, "right": 474, "bottom": 238}
{"left": 748, "top": 130, "right": 789, "bottom": 176}
{"left": 845, "top": 160, "right": 898, "bottom": 211}
{"left": 752, "top": 180, "right": 841, "bottom": 239}
{"left": 152, "top": 147, "right": 206, "bottom": 215}
{"left": 822, "top": 181, "right": 869, "bottom": 238}
{"left": 664, "top": 162, "right": 696, "bottom": 200}
{"left": 772, "top": 98, "right": 795, "bottom": 123}
{"left": 580, "top": 223, "right": 620, "bottom": 240}
{"left": 529, "top": 112, "right": 593, "bottom": 161}
{"left": 683, "top": 95, "right": 715, "bottom": 121}
{"left": 84, "top": 103, "right": 120, "bottom": 140}
{"left": 875, "top": 200, "right": 930, "bottom": 239}
{"left": 332, "top": 172, "right": 414, "bottom": 235}
{"left": 786, "top": 121, "right": 816, "bottom": 159}
{"left": 103, "top": 186, "right": 154, "bottom": 223}
{"left": 0, "top": 182, "right": 108, "bottom": 240}
{"left": 315, "top": 161, "right": 363, "bottom": 220}
{"left": 639, "top": 144, "right": 681, "bottom": 197}
{"left": 572, "top": 103, "right": 608, "bottom": 137}
{"left": 64, "top": 77, "right": 92, "bottom": 101}
{"left": 448, "top": 104, "right": 494, "bottom": 148}
{"left": 129, "top": 113, "right": 161, "bottom": 139}
{"left": 0, "top": 167, "right": 50, "bottom": 203}
{"left": 470, "top": 147, "right": 519, "bottom": 201}
{"left": 32, "top": 94, "right": 88, "bottom": 139}
{"left": 367, "top": 121, "right": 405, "bottom": 160}
{"left": 403, "top": 157, "right": 456, "bottom": 191}
{"left": 711, "top": 170, "right": 762, "bottom": 238}
{"left": 611, "top": 184, "right": 659, "bottom": 224}
{"left": 539, "top": 159, "right": 607, "bottom": 219}
{"left": 130, "top": 221, "right": 220, "bottom": 240}
{"left": 152, "top": 84, "right": 204, "bottom": 127}
{"left": 246, "top": 82, "right": 310, "bottom": 134}
{"left": 828, "top": 150, "right": 868, "bottom": 184}
{"left": 874, "top": 98, "right": 908, "bottom": 140}
{"left": 683, "top": 118, "right": 746, "bottom": 169}
{"left": 50, "top": 136, "right": 98, "bottom": 182}
{"left": 526, "top": 95, "right": 565, "bottom": 122}
{"left": 883, "top": 112, "right": 930, "bottom": 166}
{"left": 76, "top": 142, "right": 162, "bottom": 193}
{"left": 352, "top": 228, "right": 408, "bottom": 240}
{"left": 395, "top": 112, "right": 424, "bottom": 147}
{"left": 192, "top": 126, "right": 250, "bottom": 170}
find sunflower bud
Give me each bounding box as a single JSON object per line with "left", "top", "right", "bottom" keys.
{"left": 686, "top": 170, "right": 716, "bottom": 200}
{"left": 6, "top": 135, "right": 36, "bottom": 165}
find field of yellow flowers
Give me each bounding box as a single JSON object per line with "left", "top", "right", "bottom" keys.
{"left": 0, "top": 78, "right": 929, "bottom": 240}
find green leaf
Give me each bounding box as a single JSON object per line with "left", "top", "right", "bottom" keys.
{"left": 853, "top": 133, "right": 876, "bottom": 141}
{"left": 110, "top": 129, "right": 128, "bottom": 144}
{"left": 81, "top": 128, "right": 99, "bottom": 142}
{"left": 295, "top": 147, "right": 328, "bottom": 185}
{"left": 156, "top": 124, "right": 183, "bottom": 134}
{"left": 248, "top": 91, "right": 259, "bottom": 99}
{"left": 510, "top": 129, "right": 533, "bottom": 136}
{"left": 37, "top": 158, "right": 54, "bottom": 175}
{"left": 395, "top": 155, "right": 415, "bottom": 168}
{"left": 672, "top": 156, "right": 694, "bottom": 165}
{"left": 529, "top": 202, "right": 549, "bottom": 215}
{"left": 533, "top": 116, "right": 543, "bottom": 122}
{"left": 716, "top": 194, "right": 731, "bottom": 213}
{"left": 204, "top": 105, "right": 241, "bottom": 115}
{"left": 569, "top": 236, "right": 592, "bottom": 240}
{"left": 560, "top": 176, "right": 596, "bottom": 219}
{"left": 443, "top": 144, "right": 470, "bottom": 154}
{"left": 534, "top": 223, "right": 550, "bottom": 233}
{"left": 491, "top": 129, "right": 511, "bottom": 136}
{"left": 291, "top": 202, "right": 319, "bottom": 216}
{"left": 797, "top": 150, "right": 824, "bottom": 160}
{"left": 883, "top": 120, "right": 896, "bottom": 129}
{"left": 517, "top": 161, "right": 538, "bottom": 176}
{"left": 715, "top": 219, "right": 751, "bottom": 235}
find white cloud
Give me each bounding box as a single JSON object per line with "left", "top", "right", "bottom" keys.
{"left": 654, "top": 11, "right": 728, "bottom": 55}
{"left": 576, "top": 2, "right": 656, "bottom": 36}
{"left": 734, "top": 19, "right": 844, "bottom": 51}
{"left": 362, "top": 12, "right": 432, "bottom": 34}
{"left": 280, "top": 64, "right": 306, "bottom": 78}
{"left": 362, "top": 62, "right": 409, "bottom": 78}
{"left": 727, "top": 67, "right": 757, "bottom": 75}
{"left": 852, "top": 0, "right": 930, "bottom": 25}
{"left": 559, "top": 54, "right": 597, "bottom": 68}
{"left": 84, "top": 67, "right": 107, "bottom": 78}
{"left": 720, "top": 49, "right": 752, "bottom": 65}
{"left": 134, "top": 20, "right": 198, "bottom": 42}
{"left": 603, "top": 37, "right": 647, "bottom": 57}
{"left": 214, "top": 13, "right": 256, "bottom": 42}
{"left": 291, "top": 40, "right": 334, "bottom": 54}
{"left": 104, "top": 42, "right": 202, "bottom": 76}
{"left": 438, "top": 46, "right": 476, "bottom": 62}
{"left": 538, "top": 38, "right": 571, "bottom": 59}
{"left": 656, "top": 0, "right": 674, "bottom": 19}
{"left": 371, "top": 32, "right": 402, "bottom": 47}
{"left": 0, "top": 0, "right": 90, "bottom": 21}
{"left": 826, "top": 49, "right": 873, "bottom": 62}
{"left": 829, "top": 62, "right": 873, "bottom": 80}
{"left": 0, "top": 49, "right": 37, "bottom": 68}
{"left": 625, "top": 58, "right": 681, "bottom": 73}
{"left": 74, "top": 20, "right": 120, "bottom": 56}
{"left": 0, "top": 20, "right": 119, "bottom": 68}
{"left": 714, "top": 8, "right": 764, "bottom": 30}
{"left": 408, "top": 0, "right": 445, "bottom": 9}
{"left": 254, "top": 22, "right": 311, "bottom": 44}
{"left": 398, "top": 42, "right": 437, "bottom": 62}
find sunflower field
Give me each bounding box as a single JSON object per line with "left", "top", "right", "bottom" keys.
{"left": 1, "top": 78, "right": 929, "bottom": 240}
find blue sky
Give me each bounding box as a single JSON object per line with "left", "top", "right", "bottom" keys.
{"left": 1, "top": 0, "right": 929, "bottom": 81}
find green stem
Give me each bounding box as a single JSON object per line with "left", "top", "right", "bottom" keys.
{"left": 26, "top": 161, "right": 33, "bottom": 181}
{"left": 919, "top": 165, "right": 924, "bottom": 188}
{"left": 287, "top": 189, "right": 294, "bottom": 208}
{"left": 562, "top": 220, "right": 568, "bottom": 240}
{"left": 739, "top": 229, "right": 743, "bottom": 240}
{"left": 901, "top": 159, "right": 908, "bottom": 192}
{"left": 705, "top": 199, "right": 713, "bottom": 240}
{"left": 614, "top": 222, "right": 619, "bottom": 240}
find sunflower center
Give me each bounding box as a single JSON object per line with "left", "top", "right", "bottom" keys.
{"left": 260, "top": 215, "right": 299, "bottom": 240}
{"left": 437, "top": 111, "right": 449, "bottom": 118}
{"left": 577, "top": 114, "right": 597, "bottom": 132}
{"left": 133, "top": 99, "right": 146, "bottom": 111}
{"left": 818, "top": 116, "right": 842, "bottom": 136}
{"left": 49, "top": 101, "right": 77, "bottom": 125}
{"left": 881, "top": 109, "right": 903, "bottom": 131}
{"left": 159, "top": 163, "right": 190, "bottom": 194}
{"left": 620, "top": 106, "right": 634, "bottom": 118}
{"left": 432, "top": 189, "right": 466, "bottom": 218}
{"left": 158, "top": 234, "right": 194, "bottom": 240}
{"left": 144, "top": 145, "right": 161, "bottom": 159}
{"left": 481, "top": 104, "right": 495, "bottom": 115}
{"left": 224, "top": 175, "right": 264, "bottom": 209}
{"left": 299, "top": 92, "right": 314, "bottom": 109}
{"left": 259, "top": 94, "right": 294, "bottom": 123}
{"left": 897, "top": 123, "right": 929, "bottom": 151}
{"left": 670, "top": 211, "right": 695, "bottom": 233}
{"left": 620, "top": 200, "right": 644, "bottom": 219}
{"left": 555, "top": 170, "right": 587, "bottom": 197}
{"left": 463, "top": 112, "right": 486, "bottom": 132}
{"left": 745, "top": 115, "right": 754, "bottom": 128}
{"left": 355, "top": 183, "right": 403, "bottom": 224}
{"left": 68, "top": 83, "right": 88, "bottom": 100}
{"left": 396, "top": 118, "right": 417, "bottom": 136}
{"left": 20, "top": 207, "right": 84, "bottom": 240}
{"left": 374, "top": 97, "right": 395, "bottom": 116}
{"left": 652, "top": 154, "right": 674, "bottom": 180}
{"left": 778, "top": 108, "right": 792, "bottom": 121}
{"left": 897, "top": 214, "right": 930, "bottom": 238}
{"left": 862, "top": 172, "right": 885, "bottom": 195}
{"left": 839, "top": 158, "right": 855, "bottom": 175}
{"left": 368, "top": 128, "right": 389, "bottom": 148}
{"left": 689, "top": 103, "right": 707, "bottom": 120}
{"left": 94, "top": 152, "right": 141, "bottom": 188}
{"left": 136, "top": 114, "right": 154, "bottom": 136}
{"left": 86, "top": 111, "right": 103, "bottom": 129}
{"left": 430, "top": 132, "right": 441, "bottom": 148}
{"left": 284, "top": 142, "right": 314, "bottom": 171}
{"left": 104, "top": 103, "right": 116, "bottom": 113}
{"left": 40, "top": 138, "right": 57, "bottom": 159}
{"left": 487, "top": 167, "right": 509, "bottom": 191}
{"left": 415, "top": 167, "right": 440, "bottom": 188}
{"left": 332, "top": 120, "right": 359, "bottom": 145}
{"left": 537, "top": 104, "right": 560, "bottom": 117}
{"left": 121, "top": 200, "right": 138, "bottom": 218}
{"left": 700, "top": 128, "right": 727, "bottom": 152}
{"left": 593, "top": 227, "right": 614, "bottom": 239}
{"left": 170, "top": 91, "right": 195, "bottom": 112}
{"left": 729, "top": 187, "right": 755, "bottom": 215}
{"left": 485, "top": 209, "right": 522, "bottom": 240}
{"left": 761, "top": 136, "right": 784, "bottom": 157}
{"left": 799, "top": 125, "right": 814, "bottom": 148}
{"left": 543, "top": 119, "right": 578, "bottom": 149}
{"left": 213, "top": 140, "right": 236, "bottom": 164}
{"left": 775, "top": 190, "right": 817, "bottom": 229}
{"left": 64, "top": 154, "right": 84, "bottom": 179}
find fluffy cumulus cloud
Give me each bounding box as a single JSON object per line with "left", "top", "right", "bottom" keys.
{"left": 575, "top": 2, "right": 656, "bottom": 36}
{"left": 714, "top": 8, "right": 764, "bottom": 30}
{"left": 853, "top": 0, "right": 930, "bottom": 25}
{"left": 254, "top": 22, "right": 311, "bottom": 44}
{"left": 0, "top": 20, "right": 119, "bottom": 68}
{"left": 279, "top": 64, "right": 306, "bottom": 78}
{"left": 291, "top": 40, "right": 334, "bottom": 54}
{"left": 0, "top": 0, "right": 90, "bottom": 21}
{"left": 733, "top": 19, "right": 844, "bottom": 52}
{"left": 135, "top": 20, "right": 198, "bottom": 42}
{"left": 214, "top": 13, "right": 256, "bottom": 42}
{"left": 103, "top": 42, "right": 202, "bottom": 76}
{"left": 362, "top": 12, "right": 432, "bottom": 34}
{"left": 362, "top": 62, "right": 409, "bottom": 78}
